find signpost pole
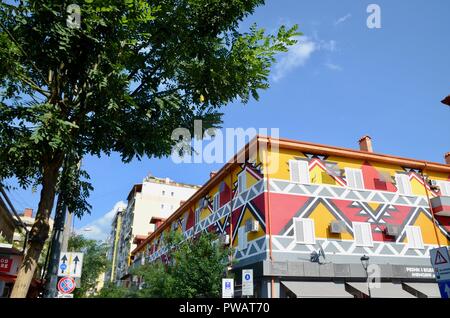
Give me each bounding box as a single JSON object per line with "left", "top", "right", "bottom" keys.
{"left": 430, "top": 246, "right": 450, "bottom": 299}
{"left": 43, "top": 197, "right": 68, "bottom": 298}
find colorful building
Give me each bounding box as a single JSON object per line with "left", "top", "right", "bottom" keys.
{"left": 114, "top": 175, "right": 199, "bottom": 283}
{"left": 131, "top": 135, "right": 450, "bottom": 298}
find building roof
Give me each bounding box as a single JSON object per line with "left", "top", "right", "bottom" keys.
{"left": 143, "top": 176, "right": 201, "bottom": 189}
{"left": 132, "top": 235, "right": 148, "bottom": 244}
{"left": 131, "top": 135, "right": 450, "bottom": 255}
{"left": 149, "top": 216, "right": 166, "bottom": 224}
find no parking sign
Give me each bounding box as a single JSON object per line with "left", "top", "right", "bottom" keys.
{"left": 57, "top": 276, "right": 76, "bottom": 295}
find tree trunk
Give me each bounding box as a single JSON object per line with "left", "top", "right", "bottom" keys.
{"left": 10, "top": 155, "right": 63, "bottom": 298}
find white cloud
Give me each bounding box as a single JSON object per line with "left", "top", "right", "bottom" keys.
{"left": 272, "top": 37, "right": 316, "bottom": 82}
{"left": 324, "top": 62, "right": 343, "bottom": 71}
{"left": 334, "top": 13, "right": 352, "bottom": 26}
{"left": 272, "top": 36, "right": 338, "bottom": 81}
{"left": 76, "top": 201, "right": 127, "bottom": 241}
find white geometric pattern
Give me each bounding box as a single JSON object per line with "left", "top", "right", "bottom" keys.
{"left": 270, "top": 236, "right": 437, "bottom": 258}
{"left": 146, "top": 180, "right": 266, "bottom": 263}
{"left": 269, "top": 179, "right": 429, "bottom": 207}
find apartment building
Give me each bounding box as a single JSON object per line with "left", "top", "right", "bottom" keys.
{"left": 105, "top": 203, "right": 126, "bottom": 283}
{"left": 114, "top": 175, "right": 199, "bottom": 282}
{"left": 130, "top": 135, "right": 450, "bottom": 298}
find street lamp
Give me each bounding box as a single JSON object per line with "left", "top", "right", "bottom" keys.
{"left": 360, "top": 255, "right": 371, "bottom": 298}
{"left": 442, "top": 95, "right": 450, "bottom": 107}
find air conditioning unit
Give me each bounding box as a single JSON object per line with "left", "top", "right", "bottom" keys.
{"left": 245, "top": 219, "right": 259, "bottom": 233}
{"left": 219, "top": 234, "right": 230, "bottom": 245}
{"left": 385, "top": 224, "right": 400, "bottom": 237}
{"left": 213, "top": 235, "right": 230, "bottom": 246}
{"left": 329, "top": 220, "right": 345, "bottom": 234}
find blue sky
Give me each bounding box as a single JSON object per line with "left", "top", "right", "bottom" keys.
{"left": 6, "top": 0, "right": 450, "bottom": 240}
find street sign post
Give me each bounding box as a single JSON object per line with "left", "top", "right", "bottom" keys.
{"left": 242, "top": 269, "right": 253, "bottom": 297}
{"left": 430, "top": 247, "right": 450, "bottom": 299}
{"left": 430, "top": 247, "right": 450, "bottom": 281}
{"left": 222, "top": 278, "right": 234, "bottom": 298}
{"left": 438, "top": 280, "right": 450, "bottom": 299}
{"left": 57, "top": 252, "right": 84, "bottom": 278}
{"left": 57, "top": 276, "right": 76, "bottom": 295}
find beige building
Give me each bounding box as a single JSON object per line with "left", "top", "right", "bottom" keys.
{"left": 13, "top": 208, "right": 54, "bottom": 244}
{"left": 113, "top": 175, "right": 200, "bottom": 282}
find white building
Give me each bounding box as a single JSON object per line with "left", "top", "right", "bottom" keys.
{"left": 114, "top": 175, "right": 199, "bottom": 282}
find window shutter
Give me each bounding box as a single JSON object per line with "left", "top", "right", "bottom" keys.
{"left": 213, "top": 193, "right": 220, "bottom": 212}
{"left": 353, "top": 222, "right": 364, "bottom": 246}
{"left": 438, "top": 181, "right": 450, "bottom": 196}
{"left": 238, "top": 172, "right": 246, "bottom": 194}
{"left": 395, "top": 174, "right": 412, "bottom": 195}
{"left": 345, "top": 168, "right": 364, "bottom": 189}
{"left": 406, "top": 226, "right": 424, "bottom": 249}
{"left": 238, "top": 227, "right": 247, "bottom": 250}
{"left": 354, "top": 169, "right": 365, "bottom": 189}
{"left": 289, "top": 160, "right": 300, "bottom": 183}
{"left": 294, "top": 218, "right": 315, "bottom": 244}
{"left": 353, "top": 222, "right": 373, "bottom": 247}
{"left": 289, "top": 160, "right": 310, "bottom": 184}
{"left": 294, "top": 219, "right": 304, "bottom": 243}
{"left": 195, "top": 208, "right": 201, "bottom": 225}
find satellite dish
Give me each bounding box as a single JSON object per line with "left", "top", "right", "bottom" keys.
{"left": 318, "top": 244, "right": 326, "bottom": 264}
{"left": 310, "top": 243, "right": 326, "bottom": 264}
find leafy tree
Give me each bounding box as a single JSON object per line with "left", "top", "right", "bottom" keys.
{"left": 132, "top": 232, "right": 232, "bottom": 298}
{"left": 0, "top": 0, "right": 300, "bottom": 297}
{"left": 68, "top": 234, "right": 108, "bottom": 298}
{"left": 95, "top": 283, "right": 134, "bottom": 298}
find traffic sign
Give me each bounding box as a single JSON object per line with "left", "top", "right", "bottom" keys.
{"left": 430, "top": 247, "right": 450, "bottom": 281}
{"left": 57, "top": 277, "right": 76, "bottom": 294}
{"left": 57, "top": 292, "right": 74, "bottom": 298}
{"left": 242, "top": 269, "right": 253, "bottom": 296}
{"left": 57, "top": 252, "right": 84, "bottom": 278}
{"left": 438, "top": 280, "right": 450, "bottom": 299}
{"left": 222, "top": 278, "right": 234, "bottom": 298}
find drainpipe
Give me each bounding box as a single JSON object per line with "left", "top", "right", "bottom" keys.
{"left": 263, "top": 138, "right": 274, "bottom": 298}
{"left": 420, "top": 162, "right": 442, "bottom": 247}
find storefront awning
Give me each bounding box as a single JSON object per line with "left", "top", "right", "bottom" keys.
{"left": 281, "top": 281, "right": 353, "bottom": 298}
{"left": 402, "top": 282, "right": 441, "bottom": 298}
{"left": 345, "top": 282, "right": 415, "bottom": 298}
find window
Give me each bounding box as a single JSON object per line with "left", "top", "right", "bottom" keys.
{"left": 289, "top": 160, "right": 310, "bottom": 184}
{"left": 437, "top": 180, "right": 450, "bottom": 196}
{"left": 405, "top": 226, "right": 424, "bottom": 249}
{"left": 171, "top": 192, "right": 174, "bottom": 197}
{"left": 238, "top": 227, "right": 247, "bottom": 250}
{"left": 345, "top": 168, "right": 365, "bottom": 189}
{"left": 161, "top": 204, "right": 164, "bottom": 209}
{"left": 395, "top": 174, "right": 412, "bottom": 195}
{"left": 237, "top": 172, "right": 246, "bottom": 194}
{"left": 293, "top": 218, "right": 315, "bottom": 244}
{"left": 162, "top": 190, "right": 165, "bottom": 196}
{"left": 195, "top": 208, "right": 202, "bottom": 225}
{"left": 352, "top": 222, "right": 373, "bottom": 247}
{"left": 213, "top": 192, "right": 220, "bottom": 212}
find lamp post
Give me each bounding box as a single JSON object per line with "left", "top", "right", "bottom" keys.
{"left": 442, "top": 95, "right": 450, "bottom": 107}
{"left": 360, "top": 254, "right": 371, "bottom": 298}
